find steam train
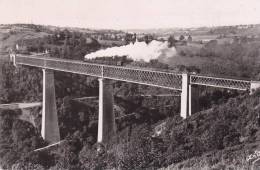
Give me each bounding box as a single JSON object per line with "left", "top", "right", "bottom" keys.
{"left": 84, "top": 55, "right": 133, "bottom": 66}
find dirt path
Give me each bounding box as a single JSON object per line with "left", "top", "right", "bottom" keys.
{"left": 0, "top": 102, "right": 42, "bottom": 110}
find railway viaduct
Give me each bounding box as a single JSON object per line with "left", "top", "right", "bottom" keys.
{"left": 8, "top": 52, "right": 260, "bottom": 144}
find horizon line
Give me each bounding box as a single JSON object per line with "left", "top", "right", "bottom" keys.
{"left": 1, "top": 21, "right": 260, "bottom": 31}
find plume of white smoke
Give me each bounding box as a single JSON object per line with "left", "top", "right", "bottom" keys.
{"left": 84, "top": 40, "right": 176, "bottom": 62}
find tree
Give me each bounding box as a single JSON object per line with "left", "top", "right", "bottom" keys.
{"left": 179, "top": 35, "right": 185, "bottom": 41}
{"left": 167, "top": 35, "right": 176, "bottom": 47}
{"left": 125, "top": 33, "right": 134, "bottom": 44}
{"left": 187, "top": 35, "right": 192, "bottom": 42}
{"left": 144, "top": 34, "right": 153, "bottom": 44}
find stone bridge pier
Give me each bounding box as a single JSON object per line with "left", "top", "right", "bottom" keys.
{"left": 181, "top": 73, "right": 200, "bottom": 119}
{"left": 41, "top": 69, "right": 60, "bottom": 143}
{"left": 41, "top": 70, "right": 116, "bottom": 144}
{"left": 97, "top": 78, "right": 116, "bottom": 144}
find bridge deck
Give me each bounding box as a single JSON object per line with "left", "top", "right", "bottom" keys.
{"left": 15, "top": 54, "right": 183, "bottom": 90}
{"left": 14, "top": 53, "right": 251, "bottom": 91}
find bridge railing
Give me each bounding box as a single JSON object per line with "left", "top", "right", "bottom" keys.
{"left": 15, "top": 54, "right": 183, "bottom": 90}
{"left": 190, "top": 74, "right": 251, "bottom": 91}
{"left": 14, "top": 53, "right": 256, "bottom": 91}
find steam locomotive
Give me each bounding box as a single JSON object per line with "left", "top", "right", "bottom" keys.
{"left": 84, "top": 55, "right": 133, "bottom": 66}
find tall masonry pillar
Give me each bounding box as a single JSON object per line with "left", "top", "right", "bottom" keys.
{"left": 98, "top": 78, "right": 116, "bottom": 144}
{"left": 42, "top": 69, "right": 60, "bottom": 144}
{"left": 189, "top": 84, "right": 200, "bottom": 115}
{"left": 180, "top": 73, "right": 189, "bottom": 118}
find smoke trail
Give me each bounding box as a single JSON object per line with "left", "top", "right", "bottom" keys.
{"left": 84, "top": 40, "right": 176, "bottom": 62}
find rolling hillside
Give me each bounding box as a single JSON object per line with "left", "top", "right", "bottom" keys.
{"left": 0, "top": 24, "right": 260, "bottom": 169}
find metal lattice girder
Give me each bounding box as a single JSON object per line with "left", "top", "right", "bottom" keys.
{"left": 16, "top": 54, "right": 103, "bottom": 77}
{"left": 14, "top": 54, "right": 182, "bottom": 90}
{"left": 103, "top": 66, "right": 182, "bottom": 90}
{"left": 190, "top": 75, "right": 251, "bottom": 90}
{"left": 15, "top": 54, "right": 253, "bottom": 91}
{"left": 43, "top": 58, "right": 103, "bottom": 77}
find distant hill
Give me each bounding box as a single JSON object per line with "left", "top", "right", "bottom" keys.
{"left": 126, "top": 24, "right": 260, "bottom": 36}
{"left": 0, "top": 23, "right": 123, "bottom": 48}
{"left": 0, "top": 24, "right": 49, "bottom": 53}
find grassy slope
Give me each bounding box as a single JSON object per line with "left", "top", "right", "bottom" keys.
{"left": 0, "top": 25, "right": 49, "bottom": 53}
{"left": 159, "top": 91, "right": 260, "bottom": 170}
{"left": 160, "top": 144, "right": 259, "bottom": 170}
{"left": 0, "top": 25, "right": 49, "bottom": 90}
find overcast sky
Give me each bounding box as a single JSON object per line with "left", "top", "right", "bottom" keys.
{"left": 0, "top": 0, "right": 260, "bottom": 29}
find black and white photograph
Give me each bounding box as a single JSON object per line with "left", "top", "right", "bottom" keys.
{"left": 0, "top": 0, "right": 260, "bottom": 169}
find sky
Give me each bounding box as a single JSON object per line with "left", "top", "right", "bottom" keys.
{"left": 0, "top": 0, "right": 260, "bottom": 29}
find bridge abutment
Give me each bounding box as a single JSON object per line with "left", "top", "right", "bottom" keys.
{"left": 42, "top": 69, "right": 60, "bottom": 144}
{"left": 98, "top": 78, "right": 116, "bottom": 144}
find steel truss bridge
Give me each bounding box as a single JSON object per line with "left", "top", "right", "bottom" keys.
{"left": 13, "top": 53, "right": 252, "bottom": 91}
{"left": 8, "top": 52, "right": 260, "bottom": 144}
